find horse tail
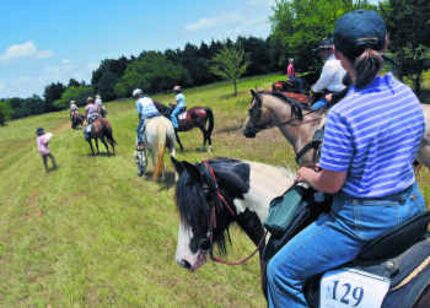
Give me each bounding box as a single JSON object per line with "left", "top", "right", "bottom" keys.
{"left": 205, "top": 107, "right": 214, "bottom": 137}
{"left": 153, "top": 123, "right": 167, "bottom": 180}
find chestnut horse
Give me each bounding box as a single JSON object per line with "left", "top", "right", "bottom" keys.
{"left": 154, "top": 102, "right": 214, "bottom": 151}
{"left": 84, "top": 117, "right": 116, "bottom": 155}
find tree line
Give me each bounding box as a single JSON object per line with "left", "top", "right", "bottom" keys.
{"left": 1, "top": 0, "right": 428, "bottom": 125}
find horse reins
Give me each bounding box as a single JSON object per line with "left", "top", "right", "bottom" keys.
{"left": 203, "top": 161, "right": 267, "bottom": 266}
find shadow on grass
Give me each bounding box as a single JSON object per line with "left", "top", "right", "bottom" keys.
{"left": 143, "top": 170, "right": 177, "bottom": 190}
{"left": 82, "top": 152, "right": 116, "bottom": 158}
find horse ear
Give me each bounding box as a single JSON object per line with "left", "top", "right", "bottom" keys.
{"left": 250, "top": 89, "right": 256, "bottom": 97}
{"left": 182, "top": 161, "right": 201, "bottom": 182}
{"left": 171, "top": 156, "right": 185, "bottom": 175}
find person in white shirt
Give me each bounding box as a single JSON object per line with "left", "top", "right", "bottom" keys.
{"left": 311, "top": 38, "right": 347, "bottom": 110}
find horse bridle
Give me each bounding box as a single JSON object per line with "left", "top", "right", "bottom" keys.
{"left": 202, "top": 161, "right": 267, "bottom": 266}
{"left": 251, "top": 92, "right": 323, "bottom": 164}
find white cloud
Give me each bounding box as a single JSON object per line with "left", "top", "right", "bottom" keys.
{"left": 0, "top": 41, "right": 54, "bottom": 62}
{"left": 0, "top": 80, "right": 5, "bottom": 92}
{"left": 185, "top": 14, "right": 242, "bottom": 32}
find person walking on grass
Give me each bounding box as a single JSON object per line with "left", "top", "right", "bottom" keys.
{"left": 36, "top": 127, "right": 57, "bottom": 172}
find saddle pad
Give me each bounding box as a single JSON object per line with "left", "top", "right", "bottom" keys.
{"left": 178, "top": 112, "right": 187, "bottom": 120}
{"left": 281, "top": 91, "right": 310, "bottom": 104}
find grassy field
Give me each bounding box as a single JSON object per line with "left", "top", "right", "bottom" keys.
{"left": 1, "top": 73, "right": 429, "bottom": 307}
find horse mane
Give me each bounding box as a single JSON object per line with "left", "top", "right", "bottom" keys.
{"left": 268, "top": 91, "right": 306, "bottom": 120}
{"left": 175, "top": 158, "right": 249, "bottom": 255}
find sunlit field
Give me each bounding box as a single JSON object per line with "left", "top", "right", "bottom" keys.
{"left": 1, "top": 73, "right": 429, "bottom": 306}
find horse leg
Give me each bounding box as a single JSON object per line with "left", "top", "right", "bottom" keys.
{"left": 88, "top": 139, "right": 95, "bottom": 156}
{"left": 100, "top": 136, "right": 110, "bottom": 155}
{"left": 95, "top": 138, "right": 100, "bottom": 155}
{"left": 175, "top": 130, "right": 184, "bottom": 152}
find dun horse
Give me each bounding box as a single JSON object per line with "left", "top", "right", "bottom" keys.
{"left": 85, "top": 117, "right": 116, "bottom": 155}
{"left": 139, "top": 116, "right": 176, "bottom": 180}
{"left": 154, "top": 102, "right": 214, "bottom": 151}
{"left": 243, "top": 90, "right": 430, "bottom": 168}
{"left": 172, "top": 157, "right": 430, "bottom": 306}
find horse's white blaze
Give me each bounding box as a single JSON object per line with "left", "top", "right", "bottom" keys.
{"left": 233, "top": 161, "right": 295, "bottom": 222}
{"left": 176, "top": 222, "right": 201, "bottom": 269}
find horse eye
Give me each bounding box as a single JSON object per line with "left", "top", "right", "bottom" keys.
{"left": 199, "top": 238, "right": 210, "bottom": 251}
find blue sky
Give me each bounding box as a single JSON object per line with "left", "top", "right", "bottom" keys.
{"left": 0, "top": 0, "right": 274, "bottom": 98}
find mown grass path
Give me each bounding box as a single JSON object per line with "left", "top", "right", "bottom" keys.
{"left": 1, "top": 74, "right": 429, "bottom": 306}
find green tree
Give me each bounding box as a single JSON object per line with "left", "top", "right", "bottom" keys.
{"left": 270, "top": 0, "right": 373, "bottom": 71}
{"left": 91, "top": 57, "right": 129, "bottom": 101}
{"left": 43, "top": 82, "right": 65, "bottom": 111}
{"left": 380, "top": 0, "right": 430, "bottom": 96}
{"left": 210, "top": 44, "right": 250, "bottom": 96}
{"left": 0, "top": 100, "right": 11, "bottom": 126}
{"left": 114, "top": 52, "right": 189, "bottom": 97}
{"left": 53, "top": 85, "right": 94, "bottom": 110}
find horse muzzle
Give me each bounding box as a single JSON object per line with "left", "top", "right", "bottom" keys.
{"left": 243, "top": 127, "right": 257, "bottom": 138}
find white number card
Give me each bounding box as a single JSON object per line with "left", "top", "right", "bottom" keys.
{"left": 320, "top": 268, "right": 391, "bottom": 308}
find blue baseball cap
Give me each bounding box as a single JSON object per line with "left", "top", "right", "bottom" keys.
{"left": 334, "top": 10, "right": 387, "bottom": 59}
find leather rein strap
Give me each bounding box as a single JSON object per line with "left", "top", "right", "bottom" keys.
{"left": 203, "top": 161, "right": 267, "bottom": 266}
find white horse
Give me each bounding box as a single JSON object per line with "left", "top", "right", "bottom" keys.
{"left": 139, "top": 116, "right": 176, "bottom": 180}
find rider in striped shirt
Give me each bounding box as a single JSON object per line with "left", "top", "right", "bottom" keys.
{"left": 267, "top": 10, "right": 426, "bottom": 308}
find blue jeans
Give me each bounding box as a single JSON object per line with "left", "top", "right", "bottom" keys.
{"left": 170, "top": 106, "right": 185, "bottom": 129}
{"left": 267, "top": 183, "right": 426, "bottom": 307}
{"left": 310, "top": 98, "right": 328, "bottom": 111}
{"left": 136, "top": 118, "right": 145, "bottom": 144}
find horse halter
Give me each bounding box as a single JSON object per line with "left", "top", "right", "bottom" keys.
{"left": 202, "top": 161, "right": 266, "bottom": 266}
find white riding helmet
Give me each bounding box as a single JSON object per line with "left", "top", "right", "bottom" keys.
{"left": 132, "top": 88, "right": 144, "bottom": 98}
{"left": 173, "top": 85, "right": 182, "bottom": 92}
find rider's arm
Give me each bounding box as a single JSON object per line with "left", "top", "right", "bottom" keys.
{"left": 296, "top": 167, "right": 347, "bottom": 194}
{"left": 298, "top": 108, "right": 353, "bottom": 193}
{"left": 311, "top": 61, "right": 335, "bottom": 93}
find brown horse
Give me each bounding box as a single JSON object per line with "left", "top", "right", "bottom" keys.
{"left": 243, "top": 90, "right": 324, "bottom": 166}
{"left": 243, "top": 90, "right": 430, "bottom": 168}
{"left": 154, "top": 102, "right": 214, "bottom": 151}
{"left": 70, "top": 112, "right": 84, "bottom": 129}
{"left": 84, "top": 117, "right": 116, "bottom": 155}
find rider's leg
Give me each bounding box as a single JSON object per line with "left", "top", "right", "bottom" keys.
{"left": 266, "top": 185, "right": 425, "bottom": 307}
{"left": 170, "top": 108, "right": 180, "bottom": 129}
{"left": 310, "top": 98, "right": 328, "bottom": 111}
{"left": 136, "top": 118, "right": 145, "bottom": 145}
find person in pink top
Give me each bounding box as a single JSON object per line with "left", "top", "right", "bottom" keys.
{"left": 36, "top": 128, "right": 57, "bottom": 172}
{"left": 287, "top": 58, "right": 295, "bottom": 80}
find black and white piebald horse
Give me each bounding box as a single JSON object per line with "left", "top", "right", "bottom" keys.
{"left": 172, "top": 157, "right": 430, "bottom": 306}
{"left": 172, "top": 157, "right": 294, "bottom": 273}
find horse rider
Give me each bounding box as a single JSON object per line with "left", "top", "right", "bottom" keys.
{"left": 69, "top": 100, "right": 79, "bottom": 118}
{"left": 95, "top": 94, "right": 106, "bottom": 117}
{"left": 310, "top": 37, "right": 347, "bottom": 111}
{"left": 133, "top": 88, "right": 160, "bottom": 148}
{"left": 286, "top": 58, "right": 305, "bottom": 93}
{"left": 267, "top": 10, "right": 426, "bottom": 307}
{"left": 171, "top": 85, "right": 186, "bottom": 130}
{"left": 83, "top": 96, "right": 99, "bottom": 137}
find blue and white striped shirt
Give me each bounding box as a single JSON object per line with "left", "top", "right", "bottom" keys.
{"left": 319, "top": 73, "right": 424, "bottom": 198}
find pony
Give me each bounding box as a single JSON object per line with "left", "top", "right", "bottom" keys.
{"left": 154, "top": 102, "right": 214, "bottom": 151}
{"left": 84, "top": 117, "right": 116, "bottom": 155}
{"left": 172, "top": 157, "right": 430, "bottom": 306}
{"left": 243, "top": 89, "right": 430, "bottom": 168}
{"left": 172, "top": 157, "right": 294, "bottom": 289}
{"left": 70, "top": 112, "right": 84, "bottom": 129}
{"left": 243, "top": 90, "right": 324, "bottom": 166}
{"left": 139, "top": 116, "right": 176, "bottom": 180}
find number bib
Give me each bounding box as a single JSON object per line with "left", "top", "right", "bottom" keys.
{"left": 320, "top": 268, "right": 391, "bottom": 308}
